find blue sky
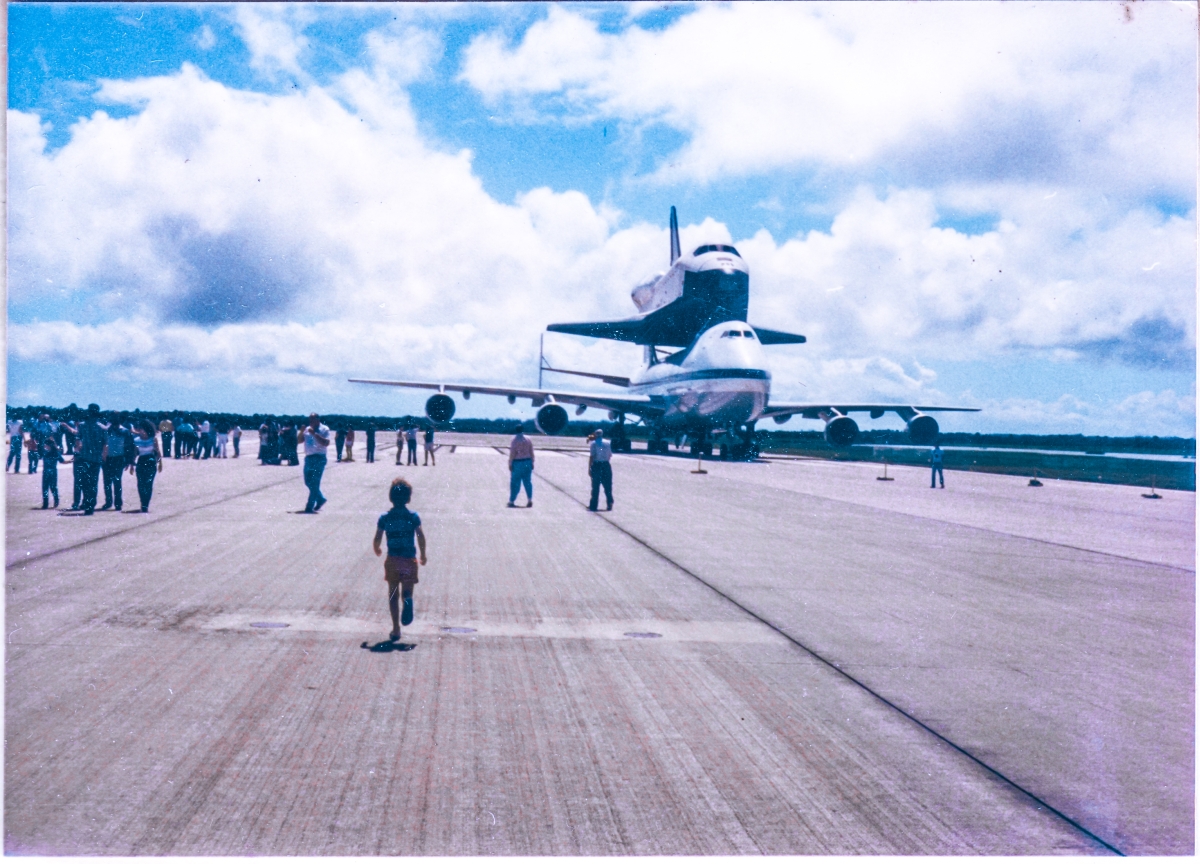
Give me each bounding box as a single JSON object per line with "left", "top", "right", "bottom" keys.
{"left": 7, "top": 2, "right": 1197, "bottom": 436}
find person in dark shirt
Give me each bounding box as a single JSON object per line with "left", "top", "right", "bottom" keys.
{"left": 74, "top": 404, "right": 107, "bottom": 515}
{"left": 365, "top": 424, "right": 376, "bottom": 463}
{"left": 100, "top": 412, "right": 135, "bottom": 511}
{"left": 372, "top": 478, "right": 428, "bottom": 642}
{"left": 40, "top": 435, "right": 64, "bottom": 509}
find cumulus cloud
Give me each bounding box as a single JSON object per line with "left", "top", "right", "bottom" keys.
{"left": 7, "top": 62, "right": 671, "bottom": 386}
{"left": 232, "top": 5, "right": 314, "bottom": 80}
{"left": 460, "top": 2, "right": 1196, "bottom": 197}
{"left": 7, "top": 8, "right": 1194, "bottom": 438}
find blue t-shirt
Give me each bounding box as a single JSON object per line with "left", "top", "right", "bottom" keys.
{"left": 377, "top": 508, "right": 421, "bottom": 558}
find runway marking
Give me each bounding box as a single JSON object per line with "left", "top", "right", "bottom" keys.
{"left": 198, "top": 612, "right": 788, "bottom": 644}
{"left": 534, "top": 470, "right": 1127, "bottom": 856}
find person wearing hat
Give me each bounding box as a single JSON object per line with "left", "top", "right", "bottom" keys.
{"left": 588, "top": 427, "right": 614, "bottom": 512}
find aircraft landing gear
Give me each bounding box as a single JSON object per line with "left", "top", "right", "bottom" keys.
{"left": 610, "top": 414, "right": 632, "bottom": 453}
{"left": 726, "top": 423, "right": 758, "bottom": 461}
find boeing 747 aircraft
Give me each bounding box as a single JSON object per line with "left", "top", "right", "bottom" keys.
{"left": 351, "top": 207, "right": 977, "bottom": 459}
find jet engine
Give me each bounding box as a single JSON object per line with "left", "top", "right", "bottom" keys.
{"left": 907, "top": 413, "right": 939, "bottom": 445}
{"left": 535, "top": 403, "right": 569, "bottom": 435}
{"left": 425, "top": 394, "right": 456, "bottom": 423}
{"left": 824, "top": 415, "right": 859, "bottom": 447}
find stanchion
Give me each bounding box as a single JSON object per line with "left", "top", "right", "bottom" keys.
{"left": 691, "top": 452, "right": 707, "bottom": 474}
{"left": 876, "top": 460, "right": 894, "bottom": 481}
{"left": 1142, "top": 474, "right": 1162, "bottom": 499}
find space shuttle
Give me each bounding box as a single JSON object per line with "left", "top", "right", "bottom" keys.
{"left": 547, "top": 206, "right": 807, "bottom": 350}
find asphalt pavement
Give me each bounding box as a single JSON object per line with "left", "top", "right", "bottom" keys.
{"left": 4, "top": 435, "right": 1193, "bottom": 854}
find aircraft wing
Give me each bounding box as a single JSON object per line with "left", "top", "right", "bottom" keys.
{"left": 348, "top": 378, "right": 662, "bottom": 419}
{"left": 759, "top": 403, "right": 980, "bottom": 421}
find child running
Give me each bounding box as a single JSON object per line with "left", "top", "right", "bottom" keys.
{"left": 372, "top": 478, "right": 427, "bottom": 641}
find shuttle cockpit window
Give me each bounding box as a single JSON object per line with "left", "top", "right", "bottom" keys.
{"left": 693, "top": 244, "right": 741, "bottom": 258}
{"left": 721, "top": 329, "right": 757, "bottom": 338}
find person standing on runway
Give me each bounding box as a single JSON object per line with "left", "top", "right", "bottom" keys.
{"left": 395, "top": 427, "right": 405, "bottom": 465}
{"left": 335, "top": 426, "right": 347, "bottom": 462}
{"left": 507, "top": 425, "right": 534, "bottom": 508}
{"left": 587, "top": 428, "right": 614, "bottom": 511}
{"left": 405, "top": 425, "right": 419, "bottom": 466}
{"left": 372, "top": 478, "right": 428, "bottom": 642}
{"left": 73, "top": 404, "right": 106, "bottom": 515}
{"left": 231, "top": 424, "right": 242, "bottom": 458}
{"left": 345, "top": 427, "right": 356, "bottom": 462}
{"left": 215, "top": 421, "right": 230, "bottom": 458}
{"left": 7, "top": 416, "right": 23, "bottom": 473}
{"left": 423, "top": 426, "right": 436, "bottom": 466}
{"left": 100, "top": 412, "right": 134, "bottom": 511}
{"left": 158, "top": 417, "right": 174, "bottom": 459}
{"left": 930, "top": 443, "right": 945, "bottom": 489}
{"left": 365, "top": 424, "right": 376, "bottom": 463}
{"left": 300, "top": 413, "right": 332, "bottom": 513}
{"left": 129, "top": 421, "right": 163, "bottom": 512}
{"left": 40, "top": 435, "right": 64, "bottom": 509}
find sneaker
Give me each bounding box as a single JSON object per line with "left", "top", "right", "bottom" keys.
{"left": 401, "top": 596, "right": 414, "bottom": 626}
{"left": 507, "top": 502, "right": 517, "bottom": 508}
{"left": 389, "top": 629, "right": 400, "bottom": 642}
{"left": 314, "top": 497, "right": 327, "bottom": 512}
{"left": 526, "top": 501, "right": 533, "bottom": 508}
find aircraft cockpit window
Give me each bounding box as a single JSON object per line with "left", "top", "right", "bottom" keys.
{"left": 693, "top": 244, "right": 741, "bottom": 258}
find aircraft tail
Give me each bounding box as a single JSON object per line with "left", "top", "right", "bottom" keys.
{"left": 669, "top": 206, "right": 680, "bottom": 264}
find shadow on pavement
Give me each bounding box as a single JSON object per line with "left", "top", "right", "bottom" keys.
{"left": 361, "top": 640, "right": 416, "bottom": 653}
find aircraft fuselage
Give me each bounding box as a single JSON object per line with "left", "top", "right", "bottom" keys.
{"left": 629, "top": 320, "right": 770, "bottom": 436}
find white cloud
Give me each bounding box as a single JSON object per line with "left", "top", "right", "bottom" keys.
{"left": 194, "top": 24, "right": 217, "bottom": 52}
{"left": 460, "top": 2, "right": 1196, "bottom": 197}
{"left": 6, "top": 13, "right": 1194, "bottom": 437}
{"left": 743, "top": 186, "right": 1194, "bottom": 368}
{"left": 232, "top": 6, "right": 314, "bottom": 79}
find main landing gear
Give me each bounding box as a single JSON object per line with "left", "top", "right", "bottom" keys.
{"left": 718, "top": 423, "right": 759, "bottom": 461}
{"left": 610, "top": 413, "right": 633, "bottom": 453}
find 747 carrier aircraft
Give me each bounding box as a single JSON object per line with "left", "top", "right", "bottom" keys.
{"left": 351, "top": 207, "right": 978, "bottom": 459}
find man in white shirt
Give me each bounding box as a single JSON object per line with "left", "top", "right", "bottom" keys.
{"left": 588, "top": 428, "right": 614, "bottom": 511}
{"left": 7, "top": 417, "right": 24, "bottom": 473}
{"left": 300, "top": 413, "right": 332, "bottom": 513}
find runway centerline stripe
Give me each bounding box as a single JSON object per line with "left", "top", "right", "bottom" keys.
{"left": 534, "top": 468, "right": 1127, "bottom": 857}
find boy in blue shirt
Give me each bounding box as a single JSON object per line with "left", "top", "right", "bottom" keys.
{"left": 372, "top": 478, "right": 428, "bottom": 641}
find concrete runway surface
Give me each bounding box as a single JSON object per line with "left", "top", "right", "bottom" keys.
{"left": 5, "top": 435, "right": 1194, "bottom": 854}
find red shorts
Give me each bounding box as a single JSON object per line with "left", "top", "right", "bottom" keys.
{"left": 384, "top": 556, "right": 419, "bottom": 588}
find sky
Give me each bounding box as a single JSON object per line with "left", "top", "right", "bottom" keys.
{"left": 7, "top": 1, "right": 1197, "bottom": 437}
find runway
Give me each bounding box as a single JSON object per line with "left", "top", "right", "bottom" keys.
{"left": 5, "top": 434, "right": 1194, "bottom": 854}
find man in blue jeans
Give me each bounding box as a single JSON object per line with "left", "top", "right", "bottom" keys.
{"left": 300, "top": 413, "right": 332, "bottom": 513}
{"left": 507, "top": 425, "right": 534, "bottom": 507}
{"left": 930, "top": 443, "right": 945, "bottom": 488}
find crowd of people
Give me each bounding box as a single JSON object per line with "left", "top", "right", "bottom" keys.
{"left": 8, "top": 404, "right": 164, "bottom": 514}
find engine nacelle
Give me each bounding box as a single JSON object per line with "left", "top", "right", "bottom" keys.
{"left": 824, "top": 415, "right": 859, "bottom": 447}
{"left": 425, "top": 394, "right": 456, "bottom": 423}
{"left": 535, "top": 403, "right": 569, "bottom": 436}
{"left": 907, "top": 413, "right": 939, "bottom": 445}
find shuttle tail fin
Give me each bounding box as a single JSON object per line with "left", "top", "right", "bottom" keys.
{"left": 669, "top": 206, "right": 680, "bottom": 264}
